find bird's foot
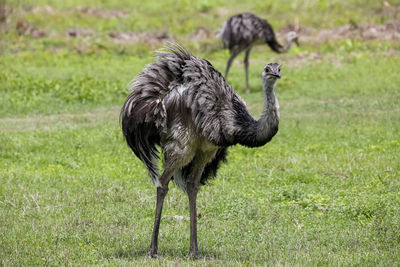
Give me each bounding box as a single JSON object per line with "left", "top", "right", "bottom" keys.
{"left": 149, "top": 252, "right": 158, "bottom": 259}
{"left": 149, "top": 248, "right": 158, "bottom": 258}
{"left": 189, "top": 251, "right": 201, "bottom": 260}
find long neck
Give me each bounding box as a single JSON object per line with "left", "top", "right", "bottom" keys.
{"left": 257, "top": 80, "right": 280, "bottom": 144}
{"left": 233, "top": 80, "right": 280, "bottom": 147}
{"left": 267, "top": 36, "right": 292, "bottom": 53}
{"left": 280, "top": 38, "right": 293, "bottom": 53}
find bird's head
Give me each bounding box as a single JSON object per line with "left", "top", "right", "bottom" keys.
{"left": 262, "top": 63, "right": 281, "bottom": 90}
{"left": 285, "top": 31, "right": 300, "bottom": 46}
{"left": 262, "top": 63, "right": 281, "bottom": 80}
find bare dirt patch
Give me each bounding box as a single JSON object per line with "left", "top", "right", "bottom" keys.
{"left": 67, "top": 28, "right": 94, "bottom": 38}
{"left": 0, "top": 0, "right": 11, "bottom": 24}
{"left": 253, "top": 51, "right": 327, "bottom": 68}
{"left": 279, "top": 21, "right": 400, "bottom": 44}
{"left": 30, "top": 5, "right": 54, "bottom": 14}
{"left": 76, "top": 6, "right": 127, "bottom": 18}
{"left": 15, "top": 20, "right": 46, "bottom": 38}
{"left": 25, "top": 5, "right": 127, "bottom": 19}
{"left": 189, "top": 26, "right": 212, "bottom": 42}
{"left": 108, "top": 31, "right": 172, "bottom": 46}
{"left": 381, "top": 1, "right": 400, "bottom": 19}
{"left": 216, "top": 7, "right": 236, "bottom": 16}
{"left": 280, "top": 52, "right": 325, "bottom": 68}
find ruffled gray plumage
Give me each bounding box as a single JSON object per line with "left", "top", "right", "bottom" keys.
{"left": 120, "top": 44, "right": 279, "bottom": 190}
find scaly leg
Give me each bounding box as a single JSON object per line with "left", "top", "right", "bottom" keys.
{"left": 225, "top": 50, "right": 240, "bottom": 78}
{"left": 149, "top": 186, "right": 168, "bottom": 258}
{"left": 244, "top": 47, "right": 252, "bottom": 93}
{"left": 187, "top": 181, "right": 200, "bottom": 258}
{"left": 185, "top": 152, "right": 216, "bottom": 258}
{"left": 149, "top": 169, "right": 174, "bottom": 258}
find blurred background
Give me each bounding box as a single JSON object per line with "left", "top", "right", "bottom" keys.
{"left": 1, "top": 0, "right": 399, "bottom": 115}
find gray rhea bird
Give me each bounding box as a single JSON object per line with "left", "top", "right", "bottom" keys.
{"left": 217, "top": 12, "right": 299, "bottom": 93}
{"left": 120, "top": 44, "right": 281, "bottom": 258}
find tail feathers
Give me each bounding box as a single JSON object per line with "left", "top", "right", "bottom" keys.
{"left": 122, "top": 43, "right": 192, "bottom": 129}
{"left": 121, "top": 117, "right": 160, "bottom": 185}
{"left": 216, "top": 21, "right": 231, "bottom": 49}
{"left": 216, "top": 21, "right": 226, "bottom": 39}
{"left": 121, "top": 43, "right": 193, "bottom": 185}
{"left": 156, "top": 42, "right": 192, "bottom": 63}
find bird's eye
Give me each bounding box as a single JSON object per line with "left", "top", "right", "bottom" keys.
{"left": 265, "top": 68, "right": 270, "bottom": 72}
{"left": 278, "top": 68, "right": 280, "bottom": 72}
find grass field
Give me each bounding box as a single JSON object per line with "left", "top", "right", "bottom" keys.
{"left": 1, "top": 0, "right": 400, "bottom": 265}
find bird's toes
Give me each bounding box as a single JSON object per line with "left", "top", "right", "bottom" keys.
{"left": 149, "top": 253, "right": 158, "bottom": 259}
{"left": 189, "top": 252, "right": 202, "bottom": 260}
{"left": 149, "top": 249, "right": 158, "bottom": 259}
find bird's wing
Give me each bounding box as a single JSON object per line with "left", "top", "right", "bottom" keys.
{"left": 179, "top": 57, "right": 244, "bottom": 146}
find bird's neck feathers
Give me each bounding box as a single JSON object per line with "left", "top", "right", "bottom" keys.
{"left": 267, "top": 35, "right": 293, "bottom": 53}
{"left": 257, "top": 82, "right": 280, "bottom": 143}
{"left": 281, "top": 37, "right": 294, "bottom": 53}
{"left": 233, "top": 80, "right": 279, "bottom": 148}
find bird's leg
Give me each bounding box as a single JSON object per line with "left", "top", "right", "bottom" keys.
{"left": 149, "top": 186, "right": 168, "bottom": 258}
{"left": 186, "top": 157, "right": 210, "bottom": 259}
{"left": 244, "top": 47, "right": 252, "bottom": 93}
{"left": 149, "top": 169, "right": 173, "bottom": 258}
{"left": 187, "top": 180, "right": 200, "bottom": 258}
{"left": 225, "top": 50, "right": 240, "bottom": 78}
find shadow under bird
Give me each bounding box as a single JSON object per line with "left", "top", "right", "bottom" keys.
{"left": 120, "top": 44, "right": 282, "bottom": 258}
{"left": 217, "top": 12, "right": 299, "bottom": 93}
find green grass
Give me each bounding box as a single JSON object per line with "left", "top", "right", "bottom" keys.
{"left": 1, "top": 0, "right": 400, "bottom": 265}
